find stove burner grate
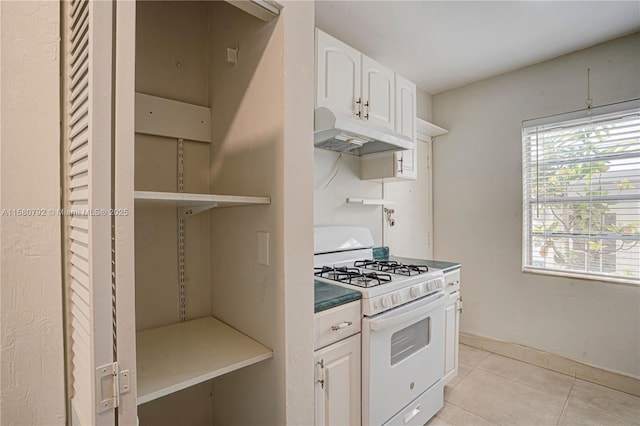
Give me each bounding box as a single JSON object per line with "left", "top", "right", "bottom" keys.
{"left": 354, "top": 260, "right": 429, "bottom": 276}
{"left": 314, "top": 265, "right": 393, "bottom": 288}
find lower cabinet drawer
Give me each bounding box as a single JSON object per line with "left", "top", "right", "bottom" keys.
{"left": 314, "top": 301, "right": 361, "bottom": 350}
{"left": 444, "top": 269, "right": 460, "bottom": 293}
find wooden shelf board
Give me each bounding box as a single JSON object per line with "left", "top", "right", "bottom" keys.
{"left": 136, "top": 316, "right": 273, "bottom": 405}
{"left": 416, "top": 118, "right": 449, "bottom": 139}
{"left": 134, "top": 191, "right": 271, "bottom": 208}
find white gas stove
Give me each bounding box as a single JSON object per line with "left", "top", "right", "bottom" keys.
{"left": 314, "top": 226, "right": 446, "bottom": 426}
{"left": 314, "top": 226, "right": 444, "bottom": 316}
{"left": 314, "top": 247, "right": 444, "bottom": 316}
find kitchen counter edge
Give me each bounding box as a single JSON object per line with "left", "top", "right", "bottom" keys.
{"left": 314, "top": 280, "right": 362, "bottom": 313}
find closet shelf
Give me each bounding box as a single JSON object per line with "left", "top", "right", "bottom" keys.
{"left": 136, "top": 316, "right": 273, "bottom": 405}
{"left": 135, "top": 191, "right": 271, "bottom": 215}
{"left": 347, "top": 198, "right": 396, "bottom": 206}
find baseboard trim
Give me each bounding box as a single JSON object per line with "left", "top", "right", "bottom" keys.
{"left": 460, "top": 332, "right": 640, "bottom": 397}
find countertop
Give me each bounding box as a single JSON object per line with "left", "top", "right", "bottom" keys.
{"left": 314, "top": 280, "right": 361, "bottom": 313}
{"left": 389, "top": 256, "right": 461, "bottom": 273}
{"left": 373, "top": 249, "right": 461, "bottom": 273}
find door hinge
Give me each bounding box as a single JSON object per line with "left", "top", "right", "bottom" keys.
{"left": 316, "top": 359, "right": 325, "bottom": 389}
{"left": 96, "top": 362, "right": 131, "bottom": 413}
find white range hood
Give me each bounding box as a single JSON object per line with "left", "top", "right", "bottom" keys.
{"left": 314, "top": 107, "right": 413, "bottom": 156}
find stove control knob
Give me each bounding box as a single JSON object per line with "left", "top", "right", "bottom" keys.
{"left": 410, "top": 286, "right": 420, "bottom": 298}
{"left": 381, "top": 296, "right": 391, "bottom": 308}
{"left": 392, "top": 294, "right": 402, "bottom": 305}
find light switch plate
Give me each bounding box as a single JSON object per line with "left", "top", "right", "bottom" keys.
{"left": 258, "top": 232, "right": 269, "bottom": 266}
{"left": 226, "top": 47, "right": 238, "bottom": 65}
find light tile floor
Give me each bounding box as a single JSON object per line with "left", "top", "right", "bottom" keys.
{"left": 426, "top": 344, "right": 640, "bottom": 426}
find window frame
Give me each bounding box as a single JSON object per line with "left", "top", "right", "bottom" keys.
{"left": 522, "top": 99, "right": 640, "bottom": 286}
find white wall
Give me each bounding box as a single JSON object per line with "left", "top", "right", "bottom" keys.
{"left": 432, "top": 33, "right": 640, "bottom": 377}
{"left": 0, "top": 1, "right": 65, "bottom": 424}
{"left": 314, "top": 150, "right": 384, "bottom": 244}
{"left": 416, "top": 87, "right": 432, "bottom": 121}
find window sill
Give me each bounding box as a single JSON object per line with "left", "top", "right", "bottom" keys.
{"left": 522, "top": 267, "right": 639, "bottom": 287}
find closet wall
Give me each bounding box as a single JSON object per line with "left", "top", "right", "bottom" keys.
{"left": 134, "top": 0, "right": 212, "bottom": 332}
{"left": 207, "top": 2, "right": 284, "bottom": 424}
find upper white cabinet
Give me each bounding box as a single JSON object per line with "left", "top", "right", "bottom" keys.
{"left": 314, "top": 27, "right": 449, "bottom": 183}
{"left": 362, "top": 55, "right": 395, "bottom": 130}
{"left": 316, "top": 29, "right": 361, "bottom": 119}
{"left": 316, "top": 29, "right": 394, "bottom": 130}
{"left": 361, "top": 75, "right": 417, "bottom": 181}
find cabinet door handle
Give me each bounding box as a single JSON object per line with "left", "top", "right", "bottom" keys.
{"left": 356, "top": 98, "right": 362, "bottom": 118}
{"left": 458, "top": 296, "right": 463, "bottom": 314}
{"left": 447, "top": 280, "right": 460, "bottom": 287}
{"left": 330, "top": 321, "right": 353, "bottom": 331}
{"left": 398, "top": 155, "right": 404, "bottom": 174}
{"left": 364, "top": 100, "right": 370, "bottom": 120}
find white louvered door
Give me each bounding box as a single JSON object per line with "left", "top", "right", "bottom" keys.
{"left": 62, "top": 1, "right": 137, "bottom": 425}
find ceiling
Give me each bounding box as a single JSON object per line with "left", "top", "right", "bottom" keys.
{"left": 315, "top": 1, "right": 640, "bottom": 94}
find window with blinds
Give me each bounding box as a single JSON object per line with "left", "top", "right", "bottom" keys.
{"left": 522, "top": 99, "right": 640, "bottom": 285}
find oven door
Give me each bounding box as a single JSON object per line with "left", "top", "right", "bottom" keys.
{"left": 362, "top": 291, "right": 446, "bottom": 426}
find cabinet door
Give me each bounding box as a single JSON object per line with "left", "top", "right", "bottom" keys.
{"left": 394, "top": 75, "right": 417, "bottom": 179}
{"left": 314, "top": 334, "right": 361, "bottom": 426}
{"left": 443, "top": 291, "right": 460, "bottom": 385}
{"left": 362, "top": 55, "right": 395, "bottom": 130}
{"left": 63, "top": 1, "right": 118, "bottom": 424}
{"left": 393, "top": 148, "right": 417, "bottom": 180}
{"left": 315, "top": 29, "right": 361, "bottom": 118}
{"left": 62, "top": 1, "right": 137, "bottom": 424}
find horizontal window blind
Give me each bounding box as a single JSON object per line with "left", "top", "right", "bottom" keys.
{"left": 522, "top": 99, "right": 640, "bottom": 284}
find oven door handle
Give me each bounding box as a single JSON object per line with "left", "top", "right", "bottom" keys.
{"left": 368, "top": 292, "right": 446, "bottom": 331}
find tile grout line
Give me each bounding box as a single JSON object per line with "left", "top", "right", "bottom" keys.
{"left": 443, "top": 400, "right": 499, "bottom": 426}
{"left": 456, "top": 346, "right": 640, "bottom": 426}
{"left": 564, "top": 389, "right": 640, "bottom": 425}
{"left": 448, "top": 368, "right": 572, "bottom": 426}
{"left": 440, "top": 353, "right": 498, "bottom": 425}
{"left": 556, "top": 376, "right": 576, "bottom": 425}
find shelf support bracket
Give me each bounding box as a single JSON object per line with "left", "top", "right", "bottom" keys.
{"left": 178, "top": 204, "right": 219, "bottom": 219}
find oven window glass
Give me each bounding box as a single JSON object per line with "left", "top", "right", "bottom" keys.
{"left": 390, "top": 317, "right": 430, "bottom": 365}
